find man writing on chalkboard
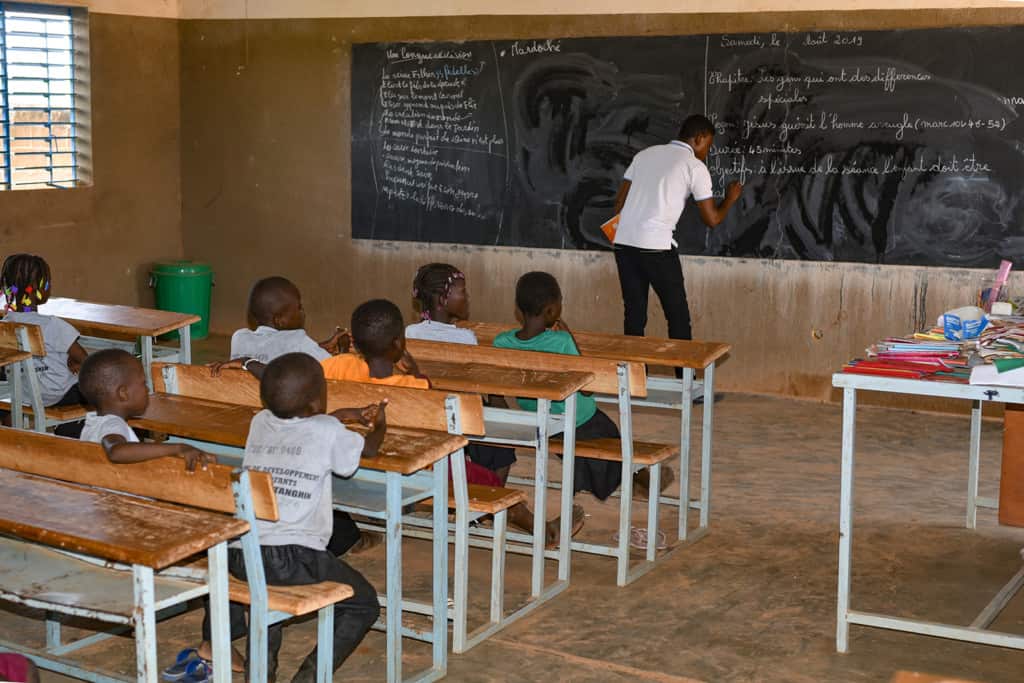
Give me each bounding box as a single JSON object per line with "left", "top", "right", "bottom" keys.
{"left": 612, "top": 113, "right": 742, "bottom": 348}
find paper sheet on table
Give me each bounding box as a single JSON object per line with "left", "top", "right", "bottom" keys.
{"left": 970, "top": 364, "right": 1024, "bottom": 387}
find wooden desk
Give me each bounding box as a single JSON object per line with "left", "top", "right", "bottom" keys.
{"left": 0, "top": 468, "right": 247, "bottom": 568}
{"left": 130, "top": 392, "right": 464, "bottom": 683}
{"left": 460, "top": 320, "right": 728, "bottom": 546}
{"left": 417, "top": 359, "right": 593, "bottom": 401}
{"left": 0, "top": 348, "right": 31, "bottom": 429}
{"left": 462, "top": 320, "right": 731, "bottom": 370}
{"left": 40, "top": 297, "right": 200, "bottom": 390}
{"left": 0, "top": 467, "right": 244, "bottom": 682}
{"left": 132, "top": 393, "right": 468, "bottom": 475}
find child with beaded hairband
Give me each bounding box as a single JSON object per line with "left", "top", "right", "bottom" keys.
{"left": 405, "top": 263, "right": 586, "bottom": 544}
{"left": 406, "top": 263, "right": 478, "bottom": 345}
{"left": 1, "top": 253, "right": 89, "bottom": 436}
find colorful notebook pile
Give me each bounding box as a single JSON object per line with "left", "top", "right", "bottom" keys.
{"left": 842, "top": 335, "right": 967, "bottom": 380}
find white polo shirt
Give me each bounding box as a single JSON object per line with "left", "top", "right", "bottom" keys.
{"left": 615, "top": 140, "right": 714, "bottom": 250}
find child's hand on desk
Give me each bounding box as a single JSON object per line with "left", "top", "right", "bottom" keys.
{"left": 331, "top": 399, "right": 388, "bottom": 428}
{"left": 360, "top": 400, "right": 388, "bottom": 458}
{"left": 320, "top": 327, "right": 351, "bottom": 355}
{"left": 180, "top": 446, "right": 212, "bottom": 473}
{"left": 207, "top": 358, "right": 244, "bottom": 376}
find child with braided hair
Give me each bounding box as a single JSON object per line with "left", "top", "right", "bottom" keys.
{"left": 1, "top": 253, "right": 88, "bottom": 436}
{"left": 406, "top": 263, "right": 478, "bottom": 344}
{"left": 405, "top": 264, "right": 585, "bottom": 544}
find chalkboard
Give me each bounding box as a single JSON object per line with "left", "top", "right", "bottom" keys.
{"left": 351, "top": 28, "right": 1024, "bottom": 267}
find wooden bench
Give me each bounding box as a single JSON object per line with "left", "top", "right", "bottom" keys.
{"left": 0, "top": 321, "right": 88, "bottom": 432}
{"left": 0, "top": 427, "right": 351, "bottom": 683}
{"left": 461, "top": 320, "right": 731, "bottom": 552}
{"left": 147, "top": 362, "right": 546, "bottom": 654}
{"left": 407, "top": 338, "right": 680, "bottom": 586}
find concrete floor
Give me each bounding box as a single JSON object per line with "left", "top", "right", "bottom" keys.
{"left": 3, "top": 338, "right": 1023, "bottom": 681}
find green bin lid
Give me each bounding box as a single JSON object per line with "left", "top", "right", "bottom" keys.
{"left": 151, "top": 260, "right": 213, "bottom": 276}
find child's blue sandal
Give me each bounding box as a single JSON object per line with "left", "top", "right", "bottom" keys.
{"left": 161, "top": 649, "right": 203, "bottom": 682}
{"left": 180, "top": 658, "right": 212, "bottom": 683}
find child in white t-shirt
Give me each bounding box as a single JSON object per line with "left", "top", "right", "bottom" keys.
{"left": 212, "top": 276, "right": 349, "bottom": 379}
{"left": 211, "top": 275, "right": 374, "bottom": 559}
{"left": 406, "top": 263, "right": 478, "bottom": 345}
{"left": 198, "top": 353, "right": 385, "bottom": 682}
{"left": 1, "top": 253, "right": 89, "bottom": 436}
{"left": 78, "top": 348, "right": 211, "bottom": 468}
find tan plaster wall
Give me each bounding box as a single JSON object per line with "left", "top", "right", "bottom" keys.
{"left": 179, "top": 9, "right": 1023, "bottom": 400}
{"left": 0, "top": 13, "right": 183, "bottom": 306}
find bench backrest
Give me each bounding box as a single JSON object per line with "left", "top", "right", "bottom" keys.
{"left": 406, "top": 338, "right": 647, "bottom": 398}
{"left": 0, "top": 427, "right": 279, "bottom": 520}
{"left": 0, "top": 321, "right": 46, "bottom": 357}
{"left": 153, "top": 362, "right": 487, "bottom": 436}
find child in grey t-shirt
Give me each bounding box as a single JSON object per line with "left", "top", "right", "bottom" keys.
{"left": 1, "top": 254, "right": 88, "bottom": 435}
{"left": 212, "top": 276, "right": 349, "bottom": 379}
{"left": 198, "top": 353, "right": 386, "bottom": 682}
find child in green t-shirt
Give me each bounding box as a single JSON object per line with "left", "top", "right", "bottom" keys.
{"left": 494, "top": 271, "right": 672, "bottom": 501}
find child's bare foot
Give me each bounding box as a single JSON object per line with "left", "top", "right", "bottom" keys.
{"left": 196, "top": 640, "right": 245, "bottom": 672}
{"left": 545, "top": 504, "right": 586, "bottom": 548}
{"left": 347, "top": 531, "right": 383, "bottom": 555}
{"left": 632, "top": 467, "right": 675, "bottom": 501}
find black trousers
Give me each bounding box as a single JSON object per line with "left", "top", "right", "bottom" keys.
{"left": 52, "top": 384, "right": 86, "bottom": 438}
{"left": 614, "top": 244, "right": 693, "bottom": 341}
{"left": 201, "top": 544, "right": 380, "bottom": 681}
{"left": 569, "top": 409, "right": 623, "bottom": 501}
{"left": 326, "top": 511, "right": 361, "bottom": 556}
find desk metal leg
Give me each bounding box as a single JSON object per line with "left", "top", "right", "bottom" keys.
{"left": 11, "top": 360, "right": 22, "bottom": 431}
{"left": 837, "top": 386, "right": 857, "bottom": 653}
{"left": 433, "top": 456, "right": 452, "bottom": 675}
{"left": 616, "top": 369, "right": 635, "bottom": 587}
{"left": 133, "top": 565, "right": 158, "bottom": 683}
{"left": 385, "top": 471, "right": 402, "bottom": 683}
{"left": 558, "top": 395, "right": 577, "bottom": 582}
{"left": 179, "top": 324, "right": 193, "bottom": 364}
{"left": 141, "top": 336, "right": 155, "bottom": 392}
{"left": 679, "top": 368, "right": 694, "bottom": 541}
{"left": 532, "top": 399, "right": 551, "bottom": 598}
{"left": 699, "top": 363, "right": 714, "bottom": 530}
{"left": 207, "top": 542, "right": 231, "bottom": 683}
{"left": 967, "top": 400, "right": 982, "bottom": 530}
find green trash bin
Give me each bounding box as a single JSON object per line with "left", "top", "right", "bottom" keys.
{"left": 150, "top": 260, "right": 213, "bottom": 341}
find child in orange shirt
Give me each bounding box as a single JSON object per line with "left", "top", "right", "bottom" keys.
{"left": 321, "top": 299, "right": 430, "bottom": 388}
{"left": 323, "top": 298, "right": 582, "bottom": 545}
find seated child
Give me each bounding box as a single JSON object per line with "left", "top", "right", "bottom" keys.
{"left": 200, "top": 353, "right": 384, "bottom": 683}
{"left": 211, "top": 275, "right": 368, "bottom": 557}
{"left": 2, "top": 253, "right": 88, "bottom": 437}
{"left": 212, "top": 276, "right": 349, "bottom": 379}
{"left": 322, "top": 299, "right": 430, "bottom": 388}
{"left": 410, "top": 264, "right": 518, "bottom": 471}
{"left": 406, "top": 263, "right": 479, "bottom": 345}
{"left": 328, "top": 297, "right": 581, "bottom": 545}
{"left": 494, "top": 271, "right": 674, "bottom": 501}
{"left": 78, "top": 349, "right": 211, "bottom": 470}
